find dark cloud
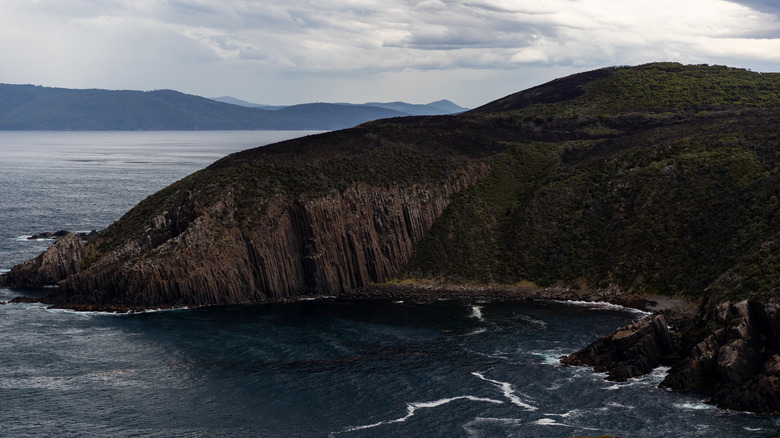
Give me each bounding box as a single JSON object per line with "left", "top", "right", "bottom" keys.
{"left": 725, "top": 0, "right": 780, "bottom": 16}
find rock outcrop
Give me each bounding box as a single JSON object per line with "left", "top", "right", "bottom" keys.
{"left": 661, "top": 299, "right": 780, "bottom": 414}
{"left": 564, "top": 297, "right": 780, "bottom": 414}
{"left": 1, "top": 233, "right": 84, "bottom": 289}
{"left": 39, "top": 165, "right": 489, "bottom": 309}
{"left": 562, "top": 314, "right": 674, "bottom": 381}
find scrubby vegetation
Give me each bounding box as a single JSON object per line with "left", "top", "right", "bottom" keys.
{"left": 405, "top": 63, "right": 780, "bottom": 301}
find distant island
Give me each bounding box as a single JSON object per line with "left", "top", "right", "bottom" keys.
{"left": 0, "top": 84, "right": 467, "bottom": 131}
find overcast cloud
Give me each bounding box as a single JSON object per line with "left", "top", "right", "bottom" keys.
{"left": 0, "top": 0, "right": 777, "bottom": 107}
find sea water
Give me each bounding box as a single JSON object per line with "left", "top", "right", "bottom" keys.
{"left": 1, "top": 131, "right": 778, "bottom": 437}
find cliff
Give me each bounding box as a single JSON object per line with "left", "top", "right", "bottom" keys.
{"left": 47, "top": 166, "right": 488, "bottom": 309}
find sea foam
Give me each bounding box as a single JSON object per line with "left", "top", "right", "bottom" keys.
{"left": 337, "top": 396, "right": 504, "bottom": 434}
{"left": 552, "top": 299, "right": 652, "bottom": 317}
{"left": 472, "top": 371, "right": 538, "bottom": 411}
{"left": 469, "top": 305, "right": 485, "bottom": 322}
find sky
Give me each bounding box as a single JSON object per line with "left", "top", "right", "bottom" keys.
{"left": 0, "top": 0, "right": 778, "bottom": 108}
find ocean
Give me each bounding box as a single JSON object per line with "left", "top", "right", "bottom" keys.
{"left": 1, "top": 131, "right": 777, "bottom": 437}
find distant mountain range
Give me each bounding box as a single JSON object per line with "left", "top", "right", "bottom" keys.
{"left": 210, "top": 96, "right": 467, "bottom": 116}
{"left": 0, "top": 84, "right": 468, "bottom": 131}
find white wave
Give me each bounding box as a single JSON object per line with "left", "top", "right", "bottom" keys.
{"left": 134, "top": 306, "right": 191, "bottom": 314}
{"left": 603, "top": 366, "right": 670, "bottom": 391}
{"left": 392, "top": 300, "right": 404, "bottom": 304}
{"left": 469, "top": 305, "right": 485, "bottom": 321}
{"left": 533, "top": 418, "right": 570, "bottom": 427}
{"left": 464, "top": 328, "right": 488, "bottom": 336}
{"left": 552, "top": 299, "right": 652, "bottom": 317}
{"left": 0, "top": 268, "right": 9, "bottom": 274}
{"left": 544, "top": 409, "right": 585, "bottom": 418}
{"left": 517, "top": 314, "right": 547, "bottom": 329}
{"left": 534, "top": 350, "right": 566, "bottom": 366}
{"left": 673, "top": 401, "right": 715, "bottom": 411}
{"left": 337, "top": 396, "right": 503, "bottom": 434}
{"left": 472, "top": 371, "right": 538, "bottom": 411}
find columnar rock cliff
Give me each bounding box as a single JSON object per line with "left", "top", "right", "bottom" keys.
{"left": 1, "top": 233, "right": 84, "bottom": 289}
{"left": 48, "top": 165, "right": 488, "bottom": 309}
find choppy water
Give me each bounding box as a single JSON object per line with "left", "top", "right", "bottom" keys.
{"left": 1, "top": 132, "right": 778, "bottom": 437}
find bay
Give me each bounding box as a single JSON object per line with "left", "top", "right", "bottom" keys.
{"left": 1, "top": 131, "right": 777, "bottom": 437}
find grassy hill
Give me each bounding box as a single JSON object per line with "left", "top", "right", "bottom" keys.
{"left": 404, "top": 63, "right": 780, "bottom": 301}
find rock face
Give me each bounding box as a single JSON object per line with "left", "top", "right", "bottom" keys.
{"left": 562, "top": 314, "right": 674, "bottom": 381}
{"left": 564, "top": 298, "right": 780, "bottom": 415}
{"left": 1, "top": 233, "right": 84, "bottom": 289}
{"left": 661, "top": 299, "right": 780, "bottom": 414}
{"left": 43, "top": 166, "right": 488, "bottom": 309}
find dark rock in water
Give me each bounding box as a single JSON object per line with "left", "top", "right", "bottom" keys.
{"left": 28, "top": 230, "right": 98, "bottom": 241}
{"left": 28, "top": 232, "right": 55, "bottom": 240}
{"left": 564, "top": 298, "right": 780, "bottom": 415}
{"left": 661, "top": 299, "right": 780, "bottom": 415}
{"left": 562, "top": 314, "right": 674, "bottom": 381}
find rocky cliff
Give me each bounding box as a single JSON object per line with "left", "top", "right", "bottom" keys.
{"left": 44, "top": 165, "right": 488, "bottom": 309}
{"left": 1, "top": 233, "right": 84, "bottom": 289}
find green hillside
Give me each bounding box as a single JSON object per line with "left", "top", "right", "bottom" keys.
{"left": 405, "top": 63, "right": 780, "bottom": 301}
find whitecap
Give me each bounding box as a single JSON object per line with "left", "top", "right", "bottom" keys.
{"left": 336, "top": 396, "right": 503, "bottom": 434}
{"left": 551, "top": 409, "right": 591, "bottom": 419}
{"left": 532, "top": 418, "right": 572, "bottom": 427}
{"left": 464, "top": 328, "right": 488, "bottom": 336}
{"left": 517, "top": 314, "right": 547, "bottom": 329}
{"left": 534, "top": 350, "right": 567, "bottom": 366}
{"left": 472, "top": 371, "right": 538, "bottom": 411}
{"left": 552, "top": 299, "right": 652, "bottom": 317}
{"left": 673, "top": 401, "right": 715, "bottom": 411}
{"left": 602, "top": 366, "right": 670, "bottom": 390}
{"left": 469, "top": 305, "right": 485, "bottom": 322}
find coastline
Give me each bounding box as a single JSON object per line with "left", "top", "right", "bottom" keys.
{"left": 3, "top": 280, "right": 698, "bottom": 325}
{"left": 344, "top": 282, "right": 698, "bottom": 327}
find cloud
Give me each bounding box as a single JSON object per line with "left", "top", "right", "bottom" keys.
{"left": 725, "top": 0, "right": 780, "bottom": 16}
{"left": 0, "top": 0, "right": 777, "bottom": 107}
